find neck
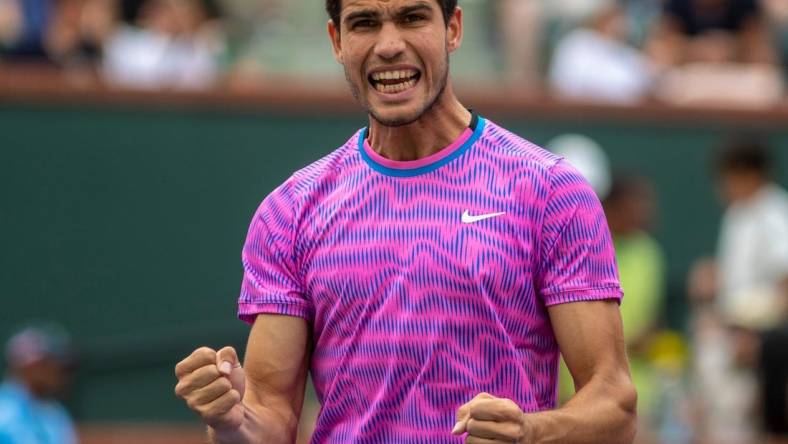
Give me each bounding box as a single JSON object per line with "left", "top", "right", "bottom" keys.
{"left": 367, "top": 85, "right": 471, "bottom": 162}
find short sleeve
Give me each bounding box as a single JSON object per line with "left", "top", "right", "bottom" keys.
{"left": 238, "top": 182, "right": 314, "bottom": 324}
{"left": 537, "top": 161, "right": 623, "bottom": 306}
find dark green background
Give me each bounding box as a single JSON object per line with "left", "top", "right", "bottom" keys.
{"left": 1, "top": 103, "right": 786, "bottom": 422}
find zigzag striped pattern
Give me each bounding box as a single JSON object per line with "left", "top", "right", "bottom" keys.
{"left": 239, "top": 118, "right": 622, "bottom": 443}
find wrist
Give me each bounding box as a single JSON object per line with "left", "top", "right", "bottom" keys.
{"left": 520, "top": 412, "right": 542, "bottom": 444}
{"left": 208, "top": 424, "right": 247, "bottom": 444}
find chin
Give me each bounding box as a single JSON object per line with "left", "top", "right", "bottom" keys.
{"left": 368, "top": 102, "right": 427, "bottom": 127}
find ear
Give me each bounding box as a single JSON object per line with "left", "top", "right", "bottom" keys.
{"left": 446, "top": 6, "right": 463, "bottom": 54}
{"left": 328, "top": 19, "right": 344, "bottom": 64}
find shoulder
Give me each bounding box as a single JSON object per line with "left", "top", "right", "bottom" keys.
{"left": 258, "top": 129, "right": 363, "bottom": 213}
{"left": 0, "top": 386, "right": 24, "bottom": 427}
{"left": 478, "top": 119, "right": 563, "bottom": 176}
{"left": 759, "top": 184, "right": 788, "bottom": 225}
{"left": 478, "top": 119, "right": 593, "bottom": 202}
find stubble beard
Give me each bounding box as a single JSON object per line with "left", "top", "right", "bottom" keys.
{"left": 344, "top": 51, "right": 450, "bottom": 128}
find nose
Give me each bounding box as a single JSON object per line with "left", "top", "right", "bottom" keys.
{"left": 374, "top": 22, "right": 406, "bottom": 61}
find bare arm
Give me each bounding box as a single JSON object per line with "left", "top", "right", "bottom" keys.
{"left": 452, "top": 300, "right": 637, "bottom": 443}
{"left": 211, "top": 314, "right": 310, "bottom": 444}
{"left": 527, "top": 300, "right": 637, "bottom": 444}
{"left": 175, "top": 314, "right": 310, "bottom": 444}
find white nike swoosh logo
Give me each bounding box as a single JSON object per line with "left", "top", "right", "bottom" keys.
{"left": 462, "top": 210, "right": 506, "bottom": 224}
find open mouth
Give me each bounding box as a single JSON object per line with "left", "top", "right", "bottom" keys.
{"left": 368, "top": 68, "right": 421, "bottom": 95}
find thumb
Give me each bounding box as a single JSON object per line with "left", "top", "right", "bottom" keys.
{"left": 216, "top": 346, "right": 245, "bottom": 396}
{"left": 452, "top": 403, "right": 471, "bottom": 435}
{"left": 216, "top": 346, "right": 239, "bottom": 375}
{"left": 452, "top": 416, "right": 469, "bottom": 435}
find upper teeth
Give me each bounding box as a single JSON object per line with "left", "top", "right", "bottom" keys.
{"left": 371, "top": 69, "right": 418, "bottom": 81}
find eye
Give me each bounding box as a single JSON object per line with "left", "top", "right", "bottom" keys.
{"left": 352, "top": 19, "right": 377, "bottom": 29}
{"left": 402, "top": 14, "right": 425, "bottom": 24}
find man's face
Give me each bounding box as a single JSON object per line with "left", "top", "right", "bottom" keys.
{"left": 22, "top": 358, "right": 73, "bottom": 399}
{"left": 328, "top": 0, "right": 462, "bottom": 127}
{"left": 718, "top": 169, "right": 764, "bottom": 205}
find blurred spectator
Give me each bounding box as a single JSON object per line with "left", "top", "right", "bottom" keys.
{"left": 0, "top": 0, "right": 54, "bottom": 62}
{"left": 717, "top": 141, "right": 788, "bottom": 439}
{"left": 496, "top": 0, "right": 544, "bottom": 90}
{"left": 647, "top": 0, "right": 784, "bottom": 106}
{"left": 45, "top": 0, "right": 118, "bottom": 70}
{"left": 0, "top": 324, "right": 77, "bottom": 444}
{"left": 549, "top": 0, "right": 654, "bottom": 103}
{"left": 103, "top": 0, "right": 224, "bottom": 90}
{"left": 689, "top": 140, "right": 788, "bottom": 443}
{"left": 716, "top": 141, "right": 788, "bottom": 328}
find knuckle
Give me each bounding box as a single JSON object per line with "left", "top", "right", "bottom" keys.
{"left": 465, "top": 418, "right": 478, "bottom": 432}
{"left": 195, "top": 347, "right": 216, "bottom": 359}
{"left": 205, "top": 365, "right": 220, "bottom": 379}
{"left": 174, "top": 383, "right": 185, "bottom": 398}
{"left": 508, "top": 422, "right": 523, "bottom": 437}
{"left": 217, "top": 378, "right": 232, "bottom": 392}
{"left": 185, "top": 397, "right": 199, "bottom": 411}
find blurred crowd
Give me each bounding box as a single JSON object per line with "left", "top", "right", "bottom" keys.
{"left": 0, "top": 0, "right": 787, "bottom": 106}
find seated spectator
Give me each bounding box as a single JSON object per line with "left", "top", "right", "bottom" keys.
{"left": 647, "top": 0, "right": 784, "bottom": 106}
{"left": 46, "top": 0, "right": 118, "bottom": 71}
{"left": 0, "top": 324, "right": 78, "bottom": 444}
{"left": 649, "top": 0, "right": 776, "bottom": 65}
{"left": 0, "top": 0, "right": 54, "bottom": 63}
{"left": 549, "top": 0, "right": 654, "bottom": 103}
{"left": 103, "top": 0, "right": 224, "bottom": 90}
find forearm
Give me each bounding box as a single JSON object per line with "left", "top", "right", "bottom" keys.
{"left": 525, "top": 373, "right": 637, "bottom": 444}
{"left": 209, "top": 403, "right": 298, "bottom": 444}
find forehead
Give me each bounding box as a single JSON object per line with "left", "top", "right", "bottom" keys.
{"left": 341, "top": 0, "right": 438, "bottom": 14}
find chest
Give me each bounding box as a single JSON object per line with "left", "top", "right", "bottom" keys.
{"left": 296, "top": 174, "right": 542, "bottom": 335}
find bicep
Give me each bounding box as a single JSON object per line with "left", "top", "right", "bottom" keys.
{"left": 243, "top": 314, "right": 311, "bottom": 426}
{"left": 548, "top": 300, "right": 629, "bottom": 391}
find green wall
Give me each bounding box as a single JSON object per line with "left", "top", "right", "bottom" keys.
{"left": 1, "top": 103, "right": 786, "bottom": 422}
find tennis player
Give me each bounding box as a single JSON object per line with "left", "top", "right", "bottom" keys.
{"left": 175, "top": 1, "right": 637, "bottom": 442}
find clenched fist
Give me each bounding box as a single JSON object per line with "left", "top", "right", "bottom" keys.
{"left": 175, "top": 346, "right": 246, "bottom": 431}
{"left": 452, "top": 392, "right": 534, "bottom": 443}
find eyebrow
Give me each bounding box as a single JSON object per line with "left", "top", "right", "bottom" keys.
{"left": 344, "top": 9, "right": 380, "bottom": 24}
{"left": 395, "top": 2, "right": 433, "bottom": 17}
{"left": 343, "top": 1, "right": 434, "bottom": 24}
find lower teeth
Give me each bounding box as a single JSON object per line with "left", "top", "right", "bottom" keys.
{"left": 377, "top": 79, "right": 416, "bottom": 93}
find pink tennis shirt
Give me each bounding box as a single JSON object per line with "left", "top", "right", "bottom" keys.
{"left": 238, "top": 116, "right": 622, "bottom": 443}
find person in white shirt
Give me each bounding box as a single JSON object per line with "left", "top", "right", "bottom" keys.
{"left": 689, "top": 141, "right": 788, "bottom": 442}
{"left": 548, "top": 0, "right": 653, "bottom": 104}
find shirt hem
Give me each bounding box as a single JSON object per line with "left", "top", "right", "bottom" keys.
{"left": 238, "top": 301, "right": 315, "bottom": 324}
{"left": 542, "top": 286, "right": 623, "bottom": 307}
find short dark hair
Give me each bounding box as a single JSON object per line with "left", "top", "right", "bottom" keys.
{"left": 326, "top": 0, "right": 458, "bottom": 29}
{"left": 717, "top": 140, "right": 772, "bottom": 177}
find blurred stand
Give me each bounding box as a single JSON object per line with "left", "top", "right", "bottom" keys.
{"left": 647, "top": 0, "right": 785, "bottom": 107}
{"left": 103, "top": 0, "right": 225, "bottom": 90}
{"left": 688, "top": 141, "right": 788, "bottom": 443}
{"left": 1, "top": 0, "right": 788, "bottom": 106}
